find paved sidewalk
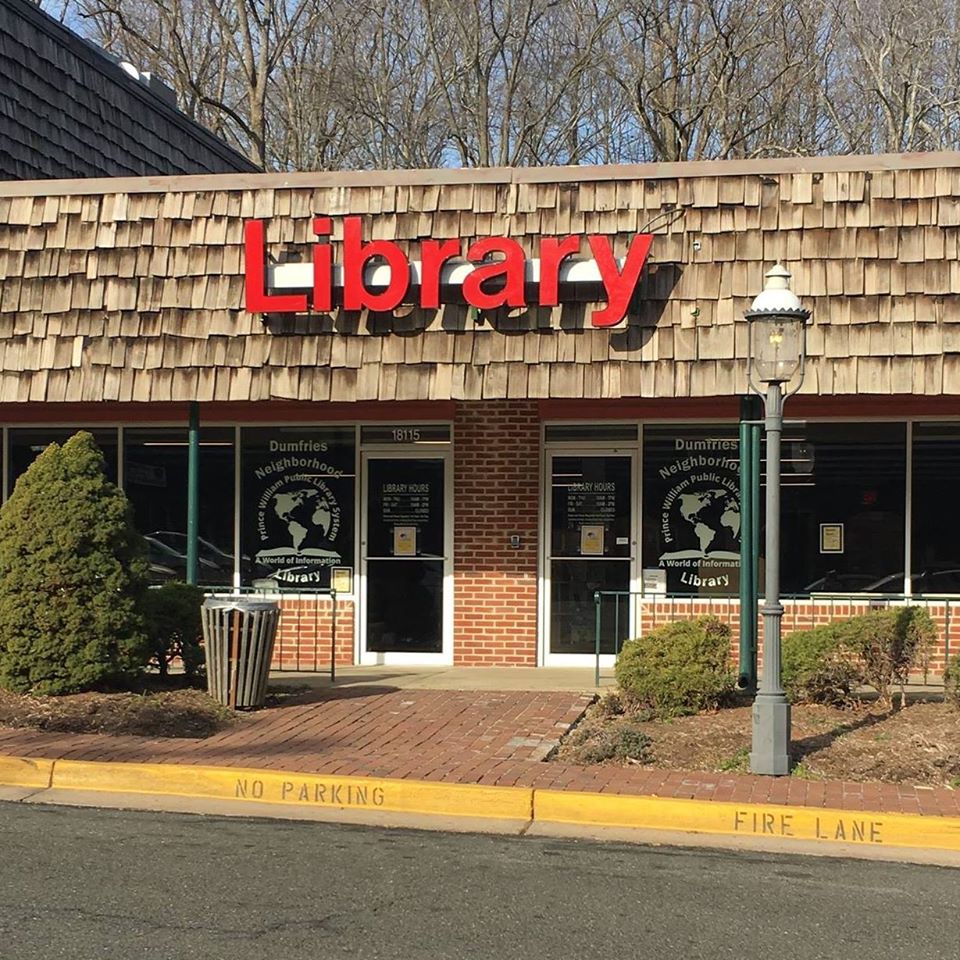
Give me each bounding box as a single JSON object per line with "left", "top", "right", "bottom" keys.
{"left": 0, "top": 684, "right": 958, "bottom": 819}
{"left": 269, "top": 665, "right": 617, "bottom": 691}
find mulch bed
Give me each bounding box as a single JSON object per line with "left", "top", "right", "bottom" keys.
{"left": 0, "top": 686, "right": 237, "bottom": 739}
{"left": 554, "top": 694, "right": 960, "bottom": 787}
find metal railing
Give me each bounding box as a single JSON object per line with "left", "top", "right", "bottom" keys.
{"left": 202, "top": 584, "right": 342, "bottom": 680}
{"left": 592, "top": 589, "right": 956, "bottom": 688}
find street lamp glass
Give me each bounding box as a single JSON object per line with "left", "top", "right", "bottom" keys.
{"left": 750, "top": 314, "right": 805, "bottom": 384}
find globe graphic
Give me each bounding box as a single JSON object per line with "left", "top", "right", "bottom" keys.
{"left": 272, "top": 488, "right": 332, "bottom": 551}
{"left": 675, "top": 487, "right": 740, "bottom": 556}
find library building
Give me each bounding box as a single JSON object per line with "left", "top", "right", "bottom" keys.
{"left": 3, "top": 152, "right": 960, "bottom": 672}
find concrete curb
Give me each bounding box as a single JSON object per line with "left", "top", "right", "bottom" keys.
{"left": 534, "top": 789, "right": 960, "bottom": 852}
{"left": 2, "top": 754, "right": 959, "bottom": 859}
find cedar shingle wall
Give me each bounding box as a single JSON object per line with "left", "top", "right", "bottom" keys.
{"left": 0, "top": 0, "right": 256, "bottom": 180}
{"left": 1, "top": 158, "right": 959, "bottom": 403}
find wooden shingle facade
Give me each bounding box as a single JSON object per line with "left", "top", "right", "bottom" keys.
{"left": 1, "top": 152, "right": 958, "bottom": 407}
{"left": 0, "top": 0, "right": 257, "bottom": 181}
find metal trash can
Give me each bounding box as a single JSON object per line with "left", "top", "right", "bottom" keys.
{"left": 201, "top": 597, "right": 280, "bottom": 709}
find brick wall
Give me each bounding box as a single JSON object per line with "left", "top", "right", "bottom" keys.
{"left": 453, "top": 400, "right": 541, "bottom": 665}
{"left": 273, "top": 597, "right": 354, "bottom": 670}
{"left": 266, "top": 398, "right": 544, "bottom": 670}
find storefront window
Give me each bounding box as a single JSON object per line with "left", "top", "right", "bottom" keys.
{"left": 911, "top": 423, "right": 960, "bottom": 594}
{"left": 641, "top": 426, "right": 740, "bottom": 595}
{"left": 8, "top": 427, "right": 119, "bottom": 491}
{"left": 240, "top": 426, "right": 355, "bottom": 588}
{"left": 779, "top": 422, "right": 906, "bottom": 595}
{"left": 123, "top": 428, "right": 235, "bottom": 587}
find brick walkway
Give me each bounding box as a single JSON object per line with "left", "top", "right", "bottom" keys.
{"left": 1, "top": 686, "right": 958, "bottom": 818}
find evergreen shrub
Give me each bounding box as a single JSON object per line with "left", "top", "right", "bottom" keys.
{"left": 141, "top": 582, "right": 205, "bottom": 679}
{"left": 781, "top": 623, "right": 860, "bottom": 706}
{"left": 0, "top": 432, "right": 149, "bottom": 694}
{"left": 614, "top": 616, "right": 735, "bottom": 717}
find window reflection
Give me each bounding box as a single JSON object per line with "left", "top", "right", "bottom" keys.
{"left": 912, "top": 424, "right": 960, "bottom": 595}
{"left": 777, "top": 423, "right": 906, "bottom": 595}
{"left": 124, "top": 427, "right": 236, "bottom": 586}
{"left": 8, "top": 427, "right": 119, "bottom": 491}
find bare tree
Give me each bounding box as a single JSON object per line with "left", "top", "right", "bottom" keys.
{"left": 264, "top": 1, "right": 365, "bottom": 171}
{"left": 43, "top": 0, "right": 960, "bottom": 169}
{"left": 600, "top": 0, "right": 825, "bottom": 161}
{"left": 421, "top": 0, "right": 614, "bottom": 166}
{"left": 820, "top": 0, "right": 960, "bottom": 153}
{"left": 336, "top": 0, "right": 449, "bottom": 169}
{"left": 68, "top": 0, "right": 319, "bottom": 166}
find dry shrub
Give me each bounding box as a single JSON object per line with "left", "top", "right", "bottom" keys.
{"left": 945, "top": 654, "right": 960, "bottom": 710}
{"left": 563, "top": 718, "right": 651, "bottom": 764}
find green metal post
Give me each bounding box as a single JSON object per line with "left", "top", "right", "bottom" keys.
{"left": 749, "top": 409, "right": 761, "bottom": 686}
{"left": 186, "top": 401, "right": 200, "bottom": 586}
{"left": 594, "top": 591, "right": 602, "bottom": 688}
{"left": 330, "top": 589, "right": 337, "bottom": 684}
{"left": 738, "top": 397, "right": 756, "bottom": 691}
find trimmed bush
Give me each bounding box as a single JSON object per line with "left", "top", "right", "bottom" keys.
{"left": 944, "top": 654, "right": 960, "bottom": 709}
{"left": 141, "top": 582, "right": 205, "bottom": 679}
{"left": 0, "top": 432, "right": 149, "bottom": 694}
{"left": 782, "top": 624, "right": 860, "bottom": 706}
{"left": 614, "top": 616, "right": 735, "bottom": 717}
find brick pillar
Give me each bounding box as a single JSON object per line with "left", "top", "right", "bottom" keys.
{"left": 453, "top": 400, "right": 540, "bottom": 665}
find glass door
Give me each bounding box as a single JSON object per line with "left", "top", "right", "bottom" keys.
{"left": 544, "top": 453, "right": 635, "bottom": 664}
{"left": 360, "top": 452, "right": 452, "bottom": 664}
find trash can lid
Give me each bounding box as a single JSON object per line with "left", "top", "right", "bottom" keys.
{"left": 202, "top": 596, "right": 279, "bottom": 613}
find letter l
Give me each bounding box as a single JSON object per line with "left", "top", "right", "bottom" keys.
{"left": 243, "top": 220, "right": 308, "bottom": 313}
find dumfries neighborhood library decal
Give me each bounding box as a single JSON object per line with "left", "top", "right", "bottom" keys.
{"left": 644, "top": 429, "right": 741, "bottom": 593}
{"left": 242, "top": 429, "right": 355, "bottom": 587}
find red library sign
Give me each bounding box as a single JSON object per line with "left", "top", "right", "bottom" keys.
{"left": 244, "top": 216, "right": 653, "bottom": 328}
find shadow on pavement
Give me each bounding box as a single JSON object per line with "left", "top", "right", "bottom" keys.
{"left": 789, "top": 709, "right": 889, "bottom": 765}
{"left": 264, "top": 682, "right": 402, "bottom": 708}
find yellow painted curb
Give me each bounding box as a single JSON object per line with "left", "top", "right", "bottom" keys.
{"left": 3, "top": 753, "right": 959, "bottom": 856}
{"left": 50, "top": 759, "right": 533, "bottom": 821}
{"left": 534, "top": 789, "right": 960, "bottom": 853}
{"left": 0, "top": 755, "right": 53, "bottom": 789}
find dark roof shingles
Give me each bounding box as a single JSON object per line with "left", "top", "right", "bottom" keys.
{"left": 0, "top": 0, "right": 257, "bottom": 181}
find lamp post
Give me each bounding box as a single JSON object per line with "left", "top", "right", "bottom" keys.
{"left": 745, "top": 264, "right": 810, "bottom": 776}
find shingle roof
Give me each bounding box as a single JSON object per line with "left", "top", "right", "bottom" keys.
{"left": 0, "top": 0, "right": 258, "bottom": 180}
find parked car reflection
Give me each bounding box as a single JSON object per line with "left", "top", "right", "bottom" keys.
{"left": 863, "top": 567, "right": 960, "bottom": 595}
{"left": 804, "top": 566, "right": 960, "bottom": 597}
{"left": 144, "top": 533, "right": 232, "bottom": 586}
{"left": 802, "top": 571, "right": 879, "bottom": 594}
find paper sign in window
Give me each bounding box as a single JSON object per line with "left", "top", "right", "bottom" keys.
{"left": 331, "top": 566, "right": 353, "bottom": 593}
{"left": 820, "top": 523, "right": 844, "bottom": 554}
{"left": 580, "top": 524, "right": 604, "bottom": 556}
{"left": 642, "top": 568, "right": 667, "bottom": 594}
{"left": 393, "top": 525, "right": 417, "bottom": 556}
